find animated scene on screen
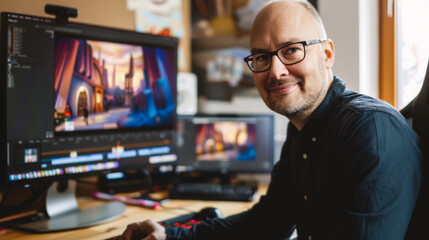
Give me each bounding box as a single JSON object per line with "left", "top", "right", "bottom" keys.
{"left": 195, "top": 122, "right": 257, "bottom": 162}
{"left": 54, "top": 37, "right": 176, "bottom": 132}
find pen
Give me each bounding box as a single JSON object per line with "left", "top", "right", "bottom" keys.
{"left": 93, "top": 192, "right": 160, "bottom": 210}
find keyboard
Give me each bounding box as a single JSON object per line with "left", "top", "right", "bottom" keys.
{"left": 169, "top": 183, "right": 257, "bottom": 202}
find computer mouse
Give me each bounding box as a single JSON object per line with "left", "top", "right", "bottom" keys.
{"left": 194, "top": 207, "right": 223, "bottom": 220}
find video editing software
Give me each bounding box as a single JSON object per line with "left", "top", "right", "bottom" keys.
{"left": 2, "top": 12, "right": 178, "bottom": 185}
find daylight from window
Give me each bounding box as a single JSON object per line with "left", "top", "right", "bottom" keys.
{"left": 397, "top": 0, "right": 429, "bottom": 109}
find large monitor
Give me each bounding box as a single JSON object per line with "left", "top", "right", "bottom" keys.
{"left": 0, "top": 11, "right": 178, "bottom": 232}
{"left": 177, "top": 114, "right": 274, "bottom": 182}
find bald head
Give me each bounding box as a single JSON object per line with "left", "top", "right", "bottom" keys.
{"left": 251, "top": 0, "right": 326, "bottom": 47}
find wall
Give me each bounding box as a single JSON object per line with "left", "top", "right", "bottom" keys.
{"left": 0, "top": 0, "right": 191, "bottom": 72}
{"left": 1, "top": 0, "right": 135, "bottom": 30}
{"left": 318, "top": 0, "right": 379, "bottom": 98}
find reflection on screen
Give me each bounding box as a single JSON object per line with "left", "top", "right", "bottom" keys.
{"left": 195, "top": 122, "right": 257, "bottom": 162}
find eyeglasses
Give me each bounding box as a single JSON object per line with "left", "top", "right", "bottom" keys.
{"left": 243, "top": 39, "right": 326, "bottom": 73}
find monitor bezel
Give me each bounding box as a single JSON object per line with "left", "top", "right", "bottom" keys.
{"left": 0, "top": 11, "right": 179, "bottom": 188}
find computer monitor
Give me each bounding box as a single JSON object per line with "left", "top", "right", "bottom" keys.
{"left": 0, "top": 11, "right": 178, "bottom": 232}
{"left": 176, "top": 114, "right": 274, "bottom": 183}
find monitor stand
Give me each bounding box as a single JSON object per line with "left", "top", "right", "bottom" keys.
{"left": 10, "top": 180, "right": 126, "bottom": 233}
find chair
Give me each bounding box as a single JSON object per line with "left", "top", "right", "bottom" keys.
{"left": 400, "top": 59, "right": 429, "bottom": 239}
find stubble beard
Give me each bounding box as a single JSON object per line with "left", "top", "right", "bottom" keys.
{"left": 265, "top": 65, "right": 328, "bottom": 118}
{"left": 266, "top": 81, "right": 314, "bottom": 117}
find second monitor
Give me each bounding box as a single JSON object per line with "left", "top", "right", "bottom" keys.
{"left": 177, "top": 114, "right": 274, "bottom": 177}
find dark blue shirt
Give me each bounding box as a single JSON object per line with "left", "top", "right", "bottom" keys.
{"left": 166, "top": 77, "right": 423, "bottom": 240}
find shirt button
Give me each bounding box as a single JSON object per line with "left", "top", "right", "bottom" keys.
{"left": 312, "top": 137, "right": 317, "bottom": 142}
{"left": 304, "top": 195, "right": 308, "bottom": 200}
{"left": 303, "top": 153, "right": 308, "bottom": 159}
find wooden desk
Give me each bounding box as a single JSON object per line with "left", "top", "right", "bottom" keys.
{"left": 0, "top": 185, "right": 267, "bottom": 240}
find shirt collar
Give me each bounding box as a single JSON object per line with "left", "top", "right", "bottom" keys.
{"left": 288, "top": 76, "right": 346, "bottom": 140}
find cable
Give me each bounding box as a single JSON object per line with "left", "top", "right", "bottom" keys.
{"left": 0, "top": 181, "right": 53, "bottom": 219}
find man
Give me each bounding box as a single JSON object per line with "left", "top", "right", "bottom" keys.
{"left": 120, "top": 0, "right": 423, "bottom": 239}
{"left": 83, "top": 107, "right": 89, "bottom": 125}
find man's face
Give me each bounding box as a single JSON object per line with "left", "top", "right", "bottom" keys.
{"left": 250, "top": 2, "right": 332, "bottom": 119}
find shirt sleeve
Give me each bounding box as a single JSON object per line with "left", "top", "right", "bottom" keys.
{"left": 165, "top": 141, "right": 298, "bottom": 240}
{"left": 324, "top": 111, "right": 423, "bottom": 239}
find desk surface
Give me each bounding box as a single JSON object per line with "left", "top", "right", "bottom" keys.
{"left": 0, "top": 185, "right": 267, "bottom": 240}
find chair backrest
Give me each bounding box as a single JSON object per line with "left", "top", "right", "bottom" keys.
{"left": 400, "top": 58, "right": 429, "bottom": 239}
{"left": 401, "top": 59, "right": 429, "bottom": 159}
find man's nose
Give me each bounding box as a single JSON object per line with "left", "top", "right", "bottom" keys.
{"left": 269, "top": 55, "right": 289, "bottom": 79}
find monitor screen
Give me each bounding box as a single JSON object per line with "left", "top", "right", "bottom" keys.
{"left": 177, "top": 114, "right": 274, "bottom": 174}
{"left": 0, "top": 12, "right": 178, "bottom": 187}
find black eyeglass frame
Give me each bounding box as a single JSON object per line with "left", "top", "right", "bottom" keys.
{"left": 243, "top": 38, "right": 326, "bottom": 73}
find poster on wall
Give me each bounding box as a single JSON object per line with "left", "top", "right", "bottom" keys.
{"left": 127, "top": 0, "right": 186, "bottom": 70}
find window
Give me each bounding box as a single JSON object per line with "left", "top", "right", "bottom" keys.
{"left": 396, "top": 0, "right": 429, "bottom": 109}
{"left": 380, "top": 0, "right": 429, "bottom": 109}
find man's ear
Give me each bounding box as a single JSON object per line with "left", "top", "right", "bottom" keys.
{"left": 324, "top": 39, "right": 335, "bottom": 70}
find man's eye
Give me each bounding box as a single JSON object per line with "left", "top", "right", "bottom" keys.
{"left": 281, "top": 47, "right": 302, "bottom": 56}
{"left": 255, "top": 54, "right": 269, "bottom": 62}
{"left": 286, "top": 48, "right": 299, "bottom": 54}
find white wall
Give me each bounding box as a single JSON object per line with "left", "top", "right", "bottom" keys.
{"left": 318, "top": 0, "right": 379, "bottom": 98}
{"left": 359, "top": 0, "right": 379, "bottom": 98}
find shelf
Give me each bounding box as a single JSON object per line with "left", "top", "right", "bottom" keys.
{"left": 192, "top": 33, "right": 250, "bottom": 51}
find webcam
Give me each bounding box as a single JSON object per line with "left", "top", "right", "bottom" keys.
{"left": 44, "top": 4, "right": 78, "bottom": 25}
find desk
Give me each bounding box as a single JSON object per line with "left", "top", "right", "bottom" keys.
{"left": 0, "top": 185, "right": 267, "bottom": 240}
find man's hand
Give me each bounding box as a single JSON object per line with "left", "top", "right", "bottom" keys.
{"left": 120, "top": 219, "right": 167, "bottom": 240}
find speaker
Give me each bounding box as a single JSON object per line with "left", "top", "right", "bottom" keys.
{"left": 177, "top": 72, "right": 198, "bottom": 115}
